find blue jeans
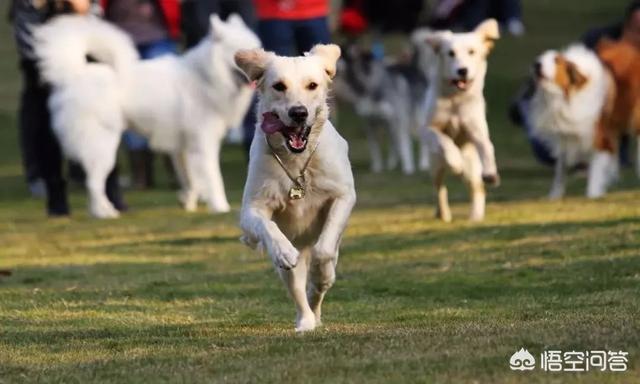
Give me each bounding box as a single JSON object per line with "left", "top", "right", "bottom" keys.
{"left": 123, "top": 39, "right": 178, "bottom": 150}
{"left": 258, "top": 17, "right": 330, "bottom": 56}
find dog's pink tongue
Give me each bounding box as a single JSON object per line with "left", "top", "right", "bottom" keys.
{"left": 261, "top": 112, "right": 284, "bottom": 134}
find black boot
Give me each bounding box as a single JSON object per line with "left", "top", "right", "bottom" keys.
{"left": 106, "top": 166, "right": 128, "bottom": 212}
{"left": 128, "top": 149, "right": 154, "bottom": 190}
{"left": 45, "top": 178, "right": 70, "bottom": 217}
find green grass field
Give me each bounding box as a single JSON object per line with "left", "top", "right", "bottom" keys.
{"left": 1, "top": 1, "right": 639, "bottom": 382}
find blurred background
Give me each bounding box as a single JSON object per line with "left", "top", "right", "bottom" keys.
{"left": 0, "top": 0, "right": 633, "bottom": 213}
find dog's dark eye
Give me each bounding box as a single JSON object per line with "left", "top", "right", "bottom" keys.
{"left": 448, "top": 50, "right": 455, "bottom": 58}
{"left": 307, "top": 82, "right": 318, "bottom": 91}
{"left": 272, "top": 82, "right": 287, "bottom": 92}
{"left": 468, "top": 49, "right": 475, "bottom": 56}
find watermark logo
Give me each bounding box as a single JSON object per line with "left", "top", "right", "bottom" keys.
{"left": 509, "top": 348, "right": 536, "bottom": 371}
{"left": 510, "top": 348, "right": 629, "bottom": 372}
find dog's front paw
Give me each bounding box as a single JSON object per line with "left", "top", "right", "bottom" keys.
{"left": 295, "top": 314, "right": 317, "bottom": 333}
{"left": 90, "top": 201, "right": 120, "bottom": 219}
{"left": 208, "top": 200, "right": 231, "bottom": 214}
{"left": 179, "top": 190, "right": 198, "bottom": 212}
{"left": 240, "top": 234, "right": 259, "bottom": 250}
{"left": 312, "top": 241, "right": 337, "bottom": 262}
{"left": 270, "top": 240, "right": 299, "bottom": 270}
{"left": 482, "top": 173, "right": 500, "bottom": 187}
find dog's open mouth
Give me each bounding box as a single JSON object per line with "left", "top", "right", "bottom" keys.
{"left": 450, "top": 78, "right": 471, "bottom": 91}
{"left": 261, "top": 112, "right": 310, "bottom": 153}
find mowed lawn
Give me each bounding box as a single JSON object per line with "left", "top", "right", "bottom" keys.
{"left": 1, "top": 1, "right": 639, "bottom": 383}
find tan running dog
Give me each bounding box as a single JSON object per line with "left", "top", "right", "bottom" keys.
{"left": 235, "top": 45, "right": 356, "bottom": 332}
{"left": 421, "top": 20, "right": 500, "bottom": 222}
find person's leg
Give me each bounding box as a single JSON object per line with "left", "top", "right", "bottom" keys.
{"left": 123, "top": 130, "right": 154, "bottom": 189}
{"left": 18, "top": 60, "right": 44, "bottom": 189}
{"left": 36, "top": 90, "right": 69, "bottom": 216}
{"left": 220, "top": 0, "right": 257, "bottom": 30}
{"left": 182, "top": 0, "right": 220, "bottom": 48}
{"left": 456, "top": 0, "right": 491, "bottom": 31}
{"left": 105, "top": 165, "right": 127, "bottom": 211}
{"left": 138, "top": 39, "right": 178, "bottom": 59}
{"left": 20, "top": 59, "right": 69, "bottom": 215}
{"left": 497, "top": 0, "right": 525, "bottom": 36}
{"left": 293, "top": 17, "right": 331, "bottom": 54}
{"left": 258, "top": 19, "right": 296, "bottom": 56}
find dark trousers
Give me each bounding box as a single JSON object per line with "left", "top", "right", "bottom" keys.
{"left": 19, "top": 59, "right": 69, "bottom": 215}
{"left": 18, "top": 59, "right": 124, "bottom": 215}
{"left": 458, "top": 0, "right": 523, "bottom": 30}
{"left": 181, "top": 0, "right": 257, "bottom": 48}
{"left": 258, "top": 17, "right": 331, "bottom": 57}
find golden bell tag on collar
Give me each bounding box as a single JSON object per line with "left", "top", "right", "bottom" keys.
{"left": 289, "top": 185, "right": 305, "bottom": 200}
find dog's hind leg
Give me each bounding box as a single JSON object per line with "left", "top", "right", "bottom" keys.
{"left": 432, "top": 159, "right": 452, "bottom": 223}
{"left": 587, "top": 150, "right": 617, "bottom": 198}
{"left": 461, "top": 142, "right": 485, "bottom": 221}
{"left": 195, "top": 123, "right": 231, "bottom": 213}
{"left": 364, "top": 120, "right": 384, "bottom": 173}
{"left": 278, "top": 249, "right": 316, "bottom": 332}
{"left": 83, "top": 135, "right": 120, "bottom": 219}
{"left": 549, "top": 154, "right": 566, "bottom": 200}
{"left": 172, "top": 151, "right": 198, "bottom": 212}
{"left": 398, "top": 116, "right": 416, "bottom": 175}
{"left": 308, "top": 258, "right": 336, "bottom": 326}
{"left": 388, "top": 113, "right": 415, "bottom": 175}
{"left": 418, "top": 132, "right": 431, "bottom": 172}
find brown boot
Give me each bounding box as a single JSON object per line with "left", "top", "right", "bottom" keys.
{"left": 128, "top": 149, "right": 154, "bottom": 190}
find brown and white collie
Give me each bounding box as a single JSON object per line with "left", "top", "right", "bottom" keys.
{"left": 530, "top": 44, "right": 615, "bottom": 199}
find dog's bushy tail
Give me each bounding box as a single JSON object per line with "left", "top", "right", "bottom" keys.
{"left": 33, "top": 15, "right": 138, "bottom": 86}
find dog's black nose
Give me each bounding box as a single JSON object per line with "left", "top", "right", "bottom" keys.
{"left": 457, "top": 67, "right": 468, "bottom": 78}
{"left": 288, "top": 106, "right": 308, "bottom": 124}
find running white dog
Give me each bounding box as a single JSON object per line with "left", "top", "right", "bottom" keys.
{"left": 33, "top": 14, "right": 261, "bottom": 218}
{"left": 235, "top": 45, "right": 356, "bottom": 332}
{"left": 421, "top": 19, "right": 500, "bottom": 222}
{"left": 530, "top": 45, "right": 615, "bottom": 199}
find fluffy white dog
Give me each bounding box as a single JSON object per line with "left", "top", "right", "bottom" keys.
{"left": 33, "top": 14, "right": 261, "bottom": 218}
{"left": 235, "top": 45, "right": 356, "bottom": 332}
{"left": 421, "top": 19, "right": 500, "bottom": 222}
{"left": 530, "top": 44, "right": 615, "bottom": 199}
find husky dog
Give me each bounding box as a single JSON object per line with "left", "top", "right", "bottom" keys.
{"left": 236, "top": 45, "right": 356, "bottom": 332}
{"left": 421, "top": 20, "right": 500, "bottom": 222}
{"left": 33, "top": 14, "right": 261, "bottom": 218}
{"left": 530, "top": 45, "right": 615, "bottom": 199}
{"left": 335, "top": 41, "right": 429, "bottom": 175}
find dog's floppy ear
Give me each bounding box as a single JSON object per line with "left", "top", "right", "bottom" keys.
{"left": 310, "top": 44, "right": 341, "bottom": 79}
{"left": 423, "top": 31, "right": 451, "bottom": 54}
{"left": 565, "top": 60, "right": 588, "bottom": 89}
{"left": 554, "top": 55, "right": 587, "bottom": 99}
{"left": 475, "top": 19, "right": 500, "bottom": 51}
{"left": 234, "top": 48, "right": 273, "bottom": 82}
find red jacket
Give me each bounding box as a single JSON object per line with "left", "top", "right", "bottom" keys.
{"left": 100, "top": 0, "right": 181, "bottom": 39}
{"left": 254, "top": 0, "right": 329, "bottom": 20}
